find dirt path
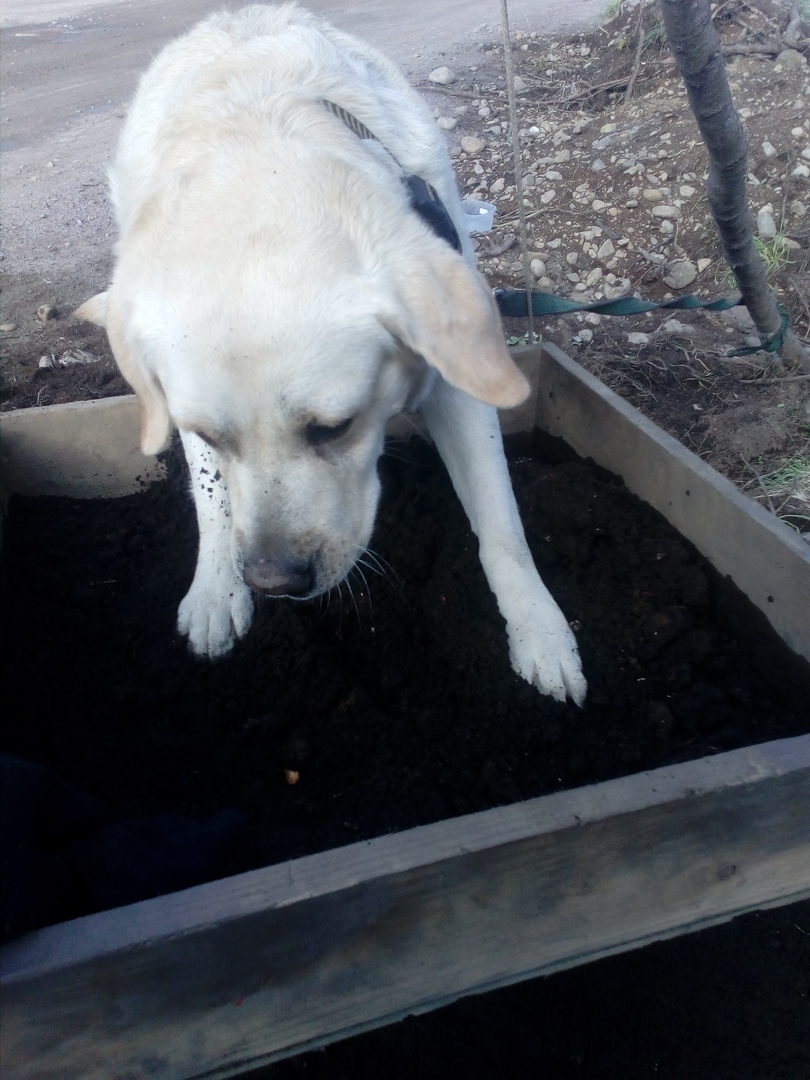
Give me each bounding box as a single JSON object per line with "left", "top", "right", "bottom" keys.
{"left": 0, "top": 0, "right": 606, "bottom": 295}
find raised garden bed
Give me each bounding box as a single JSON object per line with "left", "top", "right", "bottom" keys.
{"left": 1, "top": 344, "right": 808, "bottom": 1080}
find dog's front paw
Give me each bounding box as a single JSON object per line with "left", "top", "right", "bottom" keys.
{"left": 177, "top": 568, "right": 254, "bottom": 659}
{"left": 505, "top": 596, "right": 587, "bottom": 706}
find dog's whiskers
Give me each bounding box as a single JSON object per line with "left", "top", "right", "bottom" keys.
{"left": 361, "top": 547, "right": 401, "bottom": 590}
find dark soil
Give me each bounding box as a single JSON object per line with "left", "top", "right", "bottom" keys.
{"left": 2, "top": 433, "right": 808, "bottom": 892}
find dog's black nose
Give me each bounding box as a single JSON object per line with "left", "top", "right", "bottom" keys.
{"left": 243, "top": 557, "right": 314, "bottom": 597}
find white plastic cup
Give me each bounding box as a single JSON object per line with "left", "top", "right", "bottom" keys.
{"left": 461, "top": 198, "right": 496, "bottom": 234}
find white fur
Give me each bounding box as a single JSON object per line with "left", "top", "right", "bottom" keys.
{"left": 77, "top": 4, "right": 586, "bottom": 704}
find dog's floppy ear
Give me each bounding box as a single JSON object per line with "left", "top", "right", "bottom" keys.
{"left": 380, "top": 243, "right": 529, "bottom": 408}
{"left": 75, "top": 292, "right": 172, "bottom": 455}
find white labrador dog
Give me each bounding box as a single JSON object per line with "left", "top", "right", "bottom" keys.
{"left": 78, "top": 3, "right": 586, "bottom": 704}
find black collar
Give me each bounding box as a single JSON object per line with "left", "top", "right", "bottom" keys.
{"left": 321, "top": 98, "right": 462, "bottom": 254}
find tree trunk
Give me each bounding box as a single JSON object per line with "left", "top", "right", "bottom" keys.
{"left": 659, "top": 0, "right": 808, "bottom": 370}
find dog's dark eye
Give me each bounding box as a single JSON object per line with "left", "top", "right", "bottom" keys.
{"left": 195, "top": 431, "right": 220, "bottom": 450}
{"left": 305, "top": 418, "right": 353, "bottom": 446}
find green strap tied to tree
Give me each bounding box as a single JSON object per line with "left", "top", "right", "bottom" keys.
{"left": 493, "top": 288, "right": 791, "bottom": 357}
{"left": 493, "top": 286, "right": 740, "bottom": 319}
{"left": 726, "top": 305, "right": 791, "bottom": 356}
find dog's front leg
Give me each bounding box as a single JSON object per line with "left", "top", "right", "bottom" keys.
{"left": 420, "top": 381, "right": 587, "bottom": 705}
{"left": 176, "top": 430, "right": 254, "bottom": 658}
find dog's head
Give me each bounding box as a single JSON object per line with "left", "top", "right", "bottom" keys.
{"left": 77, "top": 176, "right": 528, "bottom": 599}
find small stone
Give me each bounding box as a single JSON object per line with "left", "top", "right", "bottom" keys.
{"left": 490, "top": 177, "right": 506, "bottom": 194}
{"left": 697, "top": 257, "right": 712, "bottom": 273}
{"left": 530, "top": 259, "right": 547, "bottom": 278}
{"left": 600, "top": 123, "right": 617, "bottom": 134}
{"left": 791, "top": 127, "right": 805, "bottom": 137}
{"left": 513, "top": 76, "right": 527, "bottom": 92}
{"left": 776, "top": 49, "right": 808, "bottom": 70}
{"left": 603, "top": 278, "right": 631, "bottom": 300}
{"left": 679, "top": 185, "right": 696, "bottom": 197}
{"left": 576, "top": 328, "right": 594, "bottom": 343}
{"left": 651, "top": 205, "right": 681, "bottom": 219}
{"left": 565, "top": 251, "right": 579, "bottom": 266}
{"left": 659, "top": 220, "right": 675, "bottom": 235}
{"left": 627, "top": 332, "right": 650, "bottom": 346}
{"left": 540, "top": 189, "right": 556, "bottom": 205}
{"left": 643, "top": 188, "right": 663, "bottom": 202}
{"left": 663, "top": 260, "right": 697, "bottom": 290}
{"left": 461, "top": 136, "right": 487, "bottom": 155}
{"left": 0, "top": 322, "right": 17, "bottom": 332}
{"left": 584, "top": 313, "right": 602, "bottom": 326}
{"left": 437, "top": 116, "right": 458, "bottom": 131}
{"left": 790, "top": 200, "right": 807, "bottom": 217}
{"left": 761, "top": 140, "right": 777, "bottom": 158}
{"left": 591, "top": 199, "right": 609, "bottom": 212}
{"left": 429, "top": 66, "right": 456, "bottom": 85}
{"left": 792, "top": 164, "right": 810, "bottom": 178}
{"left": 597, "top": 239, "right": 615, "bottom": 260}
{"left": 801, "top": 147, "right": 810, "bottom": 161}
{"left": 756, "top": 208, "right": 777, "bottom": 239}
{"left": 39, "top": 354, "right": 56, "bottom": 369}
{"left": 660, "top": 318, "right": 696, "bottom": 335}
{"left": 591, "top": 158, "right": 607, "bottom": 172}
{"left": 37, "top": 304, "right": 58, "bottom": 322}
{"left": 545, "top": 169, "right": 563, "bottom": 181}
{"left": 625, "top": 199, "right": 639, "bottom": 208}
{"left": 585, "top": 268, "right": 603, "bottom": 287}
{"left": 478, "top": 106, "right": 491, "bottom": 118}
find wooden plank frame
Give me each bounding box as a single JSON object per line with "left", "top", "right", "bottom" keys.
{"left": 1, "top": 346, "right": 809, "bottom": 1080}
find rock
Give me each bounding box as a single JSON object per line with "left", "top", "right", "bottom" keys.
{"left": 651, "top": 205, "right": 681, "bottom": 219}
{"left": 540, "top": 189, "right": 556, "bottom": 205}
{"left": 591, "top": 158, "right": 607, "bottom": 172}
{"left": 720, "top": 307, "right": 755, "bottom": 333}
{"left": 513, "top": 76, "right": 527, "bottom": 92}
{"left": 663, "top": 260, "right": 697, "bottom": 290}
{"left": 679, "top": 185, "right": 696, "bottom": 197}
{"left": 697, "top": 257, "right": 712, "bottom": 273}
{"left": 545, "top": 170, "right": 563, "bottom": 181}
{"left": 37, "top": 304, "right": 58, "bottom": 322}
{"left": 627, "top": 332, "right": 650, "bottom": 346}
{"left": 790, "top": 200, "right": 807, "bottom": 218}
{"left": 437, "top": 117, "right": 458, "bottom": 131}
{"left": 461, "top": 136, "right": 487, "bottom": 155}
{"left": 478, "top": 106, "right": 491, "bottom": 118}
{"left": 591, "top": 199, "right": 609, "bottom": 212}
{"left": 625, "top": 199, "right": 639, "bottom": 208}
{"left": 776, "top": 49, "right": 808, "bottom": 70}
{"left": 802, "top": 147, "right": 810, "bottom": 161}
{"left": 791, "top": 127, "right": 805, "bottom": 137}
{"left": 792, "top": 164, "right": 810, "bottom": 178}
{"left": 39, "top": 354, "right": 56, "bottom": 369}
{"left": 489, "top": 177, "right": 506, "bottom": 194}
{"left": 756, "top": 208, "right": 777, "bottom": 239}
{"left": 565, "top": 252, "right": 579, "bottom": 266}
{"left": 660, "top": 319, "right": 696, "bottom": 335}
{"left": 597, "top": 239, "right": 615, "bottom": 260}
{"left": 576, "top": 329, "right": 594, "bottom": 343}
{"left": 761, "top": 140, "right": 777, "bottom": 158}
{"left": 0, "top": 322, "right": 17, "bottom": 332}
{"left": 530, "top": 259, "right": 547, "bottom": 278}
{"left": 643, "top": 188, "right": 663, "bottom": 202}
{"left": 585, "top": 268, "right": 603, "bottom": 287}
{"left": 603, "top": 278, "right": 632, "bottom": 300}
{"left": 428, "top": 66, "right": 456, "bottom": 85}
